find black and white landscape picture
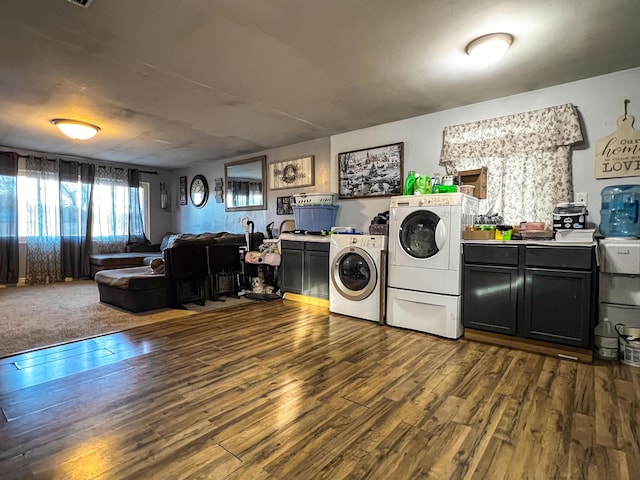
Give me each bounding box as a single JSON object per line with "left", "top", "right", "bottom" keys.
{"left": 338, "top": 142, "right": 403, "bottom": 199}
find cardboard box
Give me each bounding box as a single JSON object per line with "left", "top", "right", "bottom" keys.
{"left": 463, "top": 230, "right": 495, "bottom": 240}
{"left": 459, "top": 167, "right": 488, "bottom": 199}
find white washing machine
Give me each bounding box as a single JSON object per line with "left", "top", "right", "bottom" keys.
{"left": 329, "top": 234, "right": 388, "bottom": 323}
{"left": 386, "top": 193, "right": 478, "bottom": 338}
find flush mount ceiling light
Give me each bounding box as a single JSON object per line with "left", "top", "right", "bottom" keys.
{"left": 51, "top": 119, "right": 101, "bottom": 140}
{"left": 466, "top": 33, "right": 513, "bottom": 66}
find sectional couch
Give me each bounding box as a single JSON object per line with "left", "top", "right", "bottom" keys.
{"left": 93, "top": 231, "right": 264, "bottom": 312}
{"left": 89, "top": 233, "right": 173, "bottom": 278}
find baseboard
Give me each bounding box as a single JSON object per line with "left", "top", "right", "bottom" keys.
{"left": 7, "top": 278, "right": 75, "bottom": 287}
{"left": 464, "top": 328, "right": 593, "bottom": 363}
{"left": 283, "top": 292, "right": 329, "bottom": 308}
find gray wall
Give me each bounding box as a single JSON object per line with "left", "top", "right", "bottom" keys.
{"left": 147, "top": 170, "right": 178, "bottom": 242}
{"left": 331, "top": 67, "right": 640, "bottom": 231}
{"left": 172, "top": 67, "right": 640, "bottom": 235}
{"left": 172, "top": 137, "right": 331, "bottom": 236}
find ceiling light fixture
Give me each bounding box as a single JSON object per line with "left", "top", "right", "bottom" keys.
{"left": 51, "top": 119, "right": 101, "bottom": 140}
{"left": 466, "top": 33, "right": 513, "bottom": 66}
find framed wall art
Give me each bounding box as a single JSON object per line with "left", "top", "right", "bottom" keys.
{"left": 213, "top": 177, "right": 224, "bottom": 203}
{"left": 268, "top": 155, "right": 314, "bottom": 190}
{"left": 338, "top": 142, "right": 403, "bottom": 199}
{"left": 276, "top": 195, "right": 293, "bottom": 215}
{"left": 179, "top": 176, "right": 188, "bottom": 205}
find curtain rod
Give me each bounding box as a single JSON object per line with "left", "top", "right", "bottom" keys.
{"left": 6, "top": 151, "right": 159, "bottom": 175}
{"left": 2, "top": 149, "right": 159, "bottom": 175}
{"left": 97, "top": 165, "right": 157, "bottom": 175}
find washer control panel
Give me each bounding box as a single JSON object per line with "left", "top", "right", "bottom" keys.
{"left": 354, "top": 235, "right": 388, "bottom": 249}
{"left": 390, "top": 193, "right": 465, "bottom": 208}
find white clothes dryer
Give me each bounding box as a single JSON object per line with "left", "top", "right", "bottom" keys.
{"left": 329, "top": 234, "right": 388, "bottom": 323}
{"left": 386, "top": 193, "right": 478, "bottom": 338}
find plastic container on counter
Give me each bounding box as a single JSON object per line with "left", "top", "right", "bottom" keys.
{"left": 494, "top": 225, "right": 513, "bottom": 240}
{"left": 292, "top": 205, "right": 339, "bottom": 232}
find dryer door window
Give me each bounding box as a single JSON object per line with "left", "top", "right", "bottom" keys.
{"left": 332, "top": 248, "right": 377, "bottom": 300}
{"left": 399, "top": 210, "right": 446, "bottom": 259}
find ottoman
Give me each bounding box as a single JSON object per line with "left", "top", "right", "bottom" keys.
{"left": 89, "top": 252, "right": 163, "bottom": 278}
{"left": 94, "top": 266, "right": 172, "bottom": 312}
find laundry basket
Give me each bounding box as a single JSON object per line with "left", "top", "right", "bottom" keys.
{"left": 616, "top": 324, "right": 640, "bottom": 367}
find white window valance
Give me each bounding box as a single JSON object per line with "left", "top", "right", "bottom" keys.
{"left": 440, "top": 103, "right": 583, "bottom": 163}
{"left": 439, "top": 104, "right": 584, "bottom": 228}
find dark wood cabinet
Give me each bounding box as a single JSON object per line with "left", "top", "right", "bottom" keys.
{"left": 463, "top": 264, "right": 519, "bottom": 335}
{"left": 523, "top": 267, "right": 593, "bottom": 346}
{"left": 463, "top": 242, "right": 597, "bottom": 349}
{"left": 281, "top": 241, "right": 304, "bottom": 295}
{"left": 280, "top": 240, "right": 330, "bottom": 299}
{"left": 304, "top": 243, "right": 330, "bottom": 299}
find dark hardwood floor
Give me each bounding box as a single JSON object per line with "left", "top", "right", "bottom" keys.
{"left": 1, "top": 299, "right": 638, "bottom": 479}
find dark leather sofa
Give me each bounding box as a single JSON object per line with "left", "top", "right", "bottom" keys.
{"left": 94, "top": 231, "right": 264, "bottom": 312}
{"left": 89, "top": 233, "right": 174, "bottom": 278}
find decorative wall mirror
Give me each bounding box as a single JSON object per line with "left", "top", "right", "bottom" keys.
{"left": 224, "top": 155, "right": 267, "bottom": 212}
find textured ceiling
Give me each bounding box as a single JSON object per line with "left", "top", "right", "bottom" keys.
{"left": 2, "top": 0, "right": 640, "bottom": 169}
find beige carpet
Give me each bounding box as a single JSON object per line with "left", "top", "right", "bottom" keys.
{"left": 0, "top": 280, "right": 253, "bottom": 358}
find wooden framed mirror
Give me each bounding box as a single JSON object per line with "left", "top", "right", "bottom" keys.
{"left": 224, "top": 155, "right": 266, "bottom": 212}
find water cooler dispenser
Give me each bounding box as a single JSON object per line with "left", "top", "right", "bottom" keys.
{"left": 598, "top": 239, "right": 640, "bottom": 328}
{"left": 598, "top": 185, "right": 640, "bottom": 363}
{"left": 599, "top": 184, "right": 640, "bottom": 237}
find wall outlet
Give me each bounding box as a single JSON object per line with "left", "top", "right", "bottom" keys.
{"left": 575, "top": 192, "right": 588, "bottom": 206}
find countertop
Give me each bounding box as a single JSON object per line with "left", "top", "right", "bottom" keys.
{"left": 462, "top": 239, "right": 598, "bottom": 247}
{"left": 278, "top": 232, "right": 332, "bottom": 243}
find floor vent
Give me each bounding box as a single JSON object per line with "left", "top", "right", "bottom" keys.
{"left": 65, "top": 0, "right": 94, "bottom": 8}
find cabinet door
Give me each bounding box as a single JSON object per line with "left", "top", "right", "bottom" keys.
{"left": 523, "top": 268, "right": 592, "bottom": 347}
{"left": 463, "top": 264, "right": 519, "bottom": 335}
{"left": 304, "top": 249, "right": 329, "bottom": 299}
{"left": 280, "top": 249, "right": 304, "bottom": 294}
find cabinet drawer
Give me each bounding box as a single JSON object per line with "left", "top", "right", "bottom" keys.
{"left": 463, "top": 244, "right": 519, "bottom": 266}
{"left": 306, "top": 241, "right": 330, "bottom": 253}
{"left": 281, "top": 240, "right": 304, "bottom": 251}
{"left": 525, "top": 246, "right": 592, "bottom": 270}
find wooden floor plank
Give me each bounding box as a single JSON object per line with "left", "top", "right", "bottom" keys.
{"left": 569, "top": 412, "right": 597, "bottom": 480}
{"left": 0, "top": 300, "right": 639, "bottom": 479}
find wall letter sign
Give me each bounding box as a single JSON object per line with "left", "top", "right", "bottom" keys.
{"left": 595, "top": 113, "right": 640, "bottom": 179}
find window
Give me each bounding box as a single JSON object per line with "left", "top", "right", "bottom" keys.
{"left": 440, "top": 103, "right": 584, "bottom": 227}
{"left": 0, "top": 172, "right": 18, "bottom": 237}
{"left": 3, "top": 155, "right": 148, "bottom": 283}
{"left": 16, "top": 168, "right": 148, "bottom": 241}
{"left": 18, "top": 168, "right": 60, "bottom": 241}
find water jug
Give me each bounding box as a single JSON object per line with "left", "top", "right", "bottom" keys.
{"left": 600, "top": 184, "right": 640, "bottom": 237}
{"left": 594, "top": 317, "right": 619, "bottom": 360}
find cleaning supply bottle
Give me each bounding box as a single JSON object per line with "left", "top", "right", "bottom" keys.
{"left": 431, "top": 173, "right": 441, "bottom": 193}
{"left": 403, "top": 170, "right": 416, "bottom": 195}
{"left": 414, "top": 174, "right": 429, "bottom": 195}
{"left": 594, "top": 317, "right": 619, "bottom": 360}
